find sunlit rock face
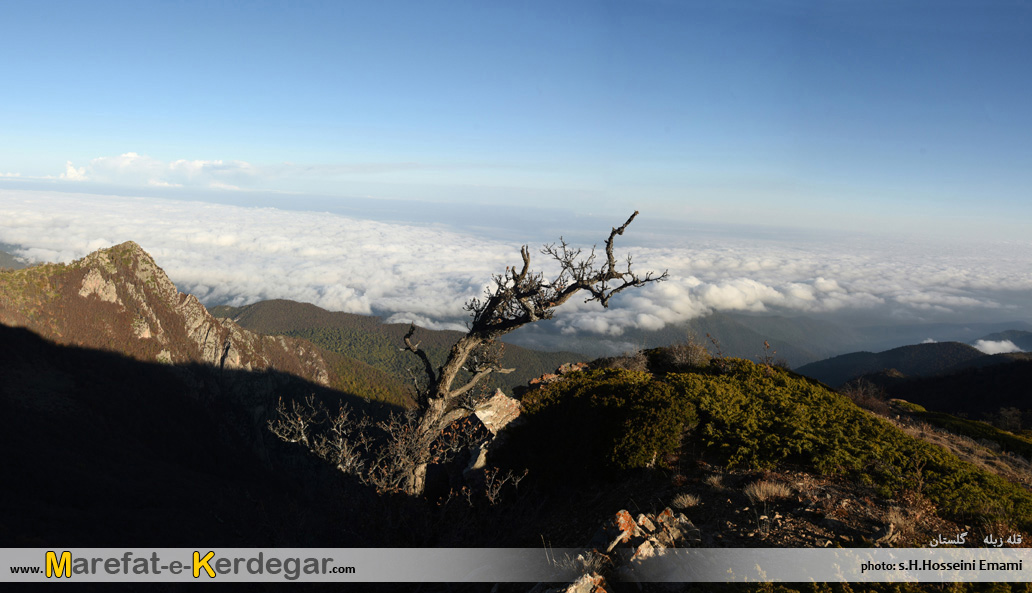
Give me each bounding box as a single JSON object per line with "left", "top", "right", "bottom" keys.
{"left": 0, "top": 241, "right": 331, "bottom": 387}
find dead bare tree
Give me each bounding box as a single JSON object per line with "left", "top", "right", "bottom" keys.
{"left": 399, "top": 210, "right": 667, "bottom": 495}
{"left": 268, "top": 396, "right": 371, "bottom": 476}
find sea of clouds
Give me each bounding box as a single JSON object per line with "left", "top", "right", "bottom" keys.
{"left": 2, "top": 189, "right": 1031, "bottom": 337}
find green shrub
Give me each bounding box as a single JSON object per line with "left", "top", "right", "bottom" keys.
{"left": 507, "top": 368, "right": 697, "bottom": 478}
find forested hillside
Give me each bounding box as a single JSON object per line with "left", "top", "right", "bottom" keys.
{"left": 213, "top": 299, "right": 585, "bottom": 394}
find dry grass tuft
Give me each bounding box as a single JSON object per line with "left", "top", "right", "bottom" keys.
{"left": 549, "top": 550, "right": 608, "bottom": 577}
{"left": 672, "top": 492, "right": 700, "bottom": 509}
{"left": 744, "top": 480, "right": 792, "bottom": 503}
{"left": 704, "top": 474, "right": 725, "bottom": 490}
{"left": 885, "top": 507, "right": 914, "bottom": 535}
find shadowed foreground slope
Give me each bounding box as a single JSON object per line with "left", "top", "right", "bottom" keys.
{"left": 0, "top": 323, "right": 396, "bottom": 547}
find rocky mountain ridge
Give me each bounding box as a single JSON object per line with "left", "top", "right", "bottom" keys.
{"left": 0, "top": 241, "right": 338, "bottom": 391}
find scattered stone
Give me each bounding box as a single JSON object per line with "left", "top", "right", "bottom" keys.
{"left": 632, "top": 540, "right": 655, "bottom": 560}
{"left": 821, "top": 517, "right": 848, "bottom": 531}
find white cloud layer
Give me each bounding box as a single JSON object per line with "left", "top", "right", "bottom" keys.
{"left": 973, "top": 340, "right": 1024, "bottom": 355}
{"left": 2, "top": 189, "right": 1031, "bottom": 337}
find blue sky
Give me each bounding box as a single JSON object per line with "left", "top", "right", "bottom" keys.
{"left": 3, "top": 0, "right": 1030, "bottom": 239}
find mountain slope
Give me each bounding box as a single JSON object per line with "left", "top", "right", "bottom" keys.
{"left": 4, "top": 243, "right": 1031, "bottom": 558}
{"left": 0, "top": 242, "right": 410, "bottom": 405}
{"left": 875, "top": 358, "right": 1032, "bottom": 418}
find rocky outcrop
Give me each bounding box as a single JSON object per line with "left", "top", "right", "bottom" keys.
{"left": 535, "top": 508, "right": 700, "bottom": 592}
{"left": 528, "top": 361, "right": 589, "bottom": 387}
{"left": 590, "top": 508, "right": 700, "bottom": 558}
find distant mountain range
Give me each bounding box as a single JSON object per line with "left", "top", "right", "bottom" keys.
{"left": 873, "top": 357, "right": 1032, "bottom": 419}
{"left": 795, "top": 337, "right": 1031, "bottom": 387}
{"left": 6, "top": 241, "right": 1030, "bottom": 371}
{"left": 790, "top": 336, "right": 1031, "bottom": 423}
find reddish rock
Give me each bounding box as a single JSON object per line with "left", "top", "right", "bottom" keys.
{"left": 590, "top": 509, "right": 643, "bottom": 553}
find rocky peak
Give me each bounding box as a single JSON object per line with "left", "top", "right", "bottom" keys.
{"left": 0, "top": 241, "right": 332, "bottom": 389}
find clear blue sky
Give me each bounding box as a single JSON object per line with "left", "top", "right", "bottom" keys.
{"left": 2, "top": 0, "right": 1031, "bottom": 238}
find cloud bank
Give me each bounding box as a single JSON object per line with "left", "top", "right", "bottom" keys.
{"left": 2, "top": 189, "right": 1031, "bottom": 337}
{"left": 973, "top": 340, "right": 1024, "bottom": 355}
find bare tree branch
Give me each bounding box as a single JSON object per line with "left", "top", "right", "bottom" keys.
{"left": 402, "top": 324, "right": 437, "bottom": 386}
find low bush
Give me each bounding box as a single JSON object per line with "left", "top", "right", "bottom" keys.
{"left": 504, "top": 368, "right": 697, "bottom": 479}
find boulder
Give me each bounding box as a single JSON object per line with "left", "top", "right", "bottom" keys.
{"left": 474, "top": 389, "right": 521, "bottom": 434}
